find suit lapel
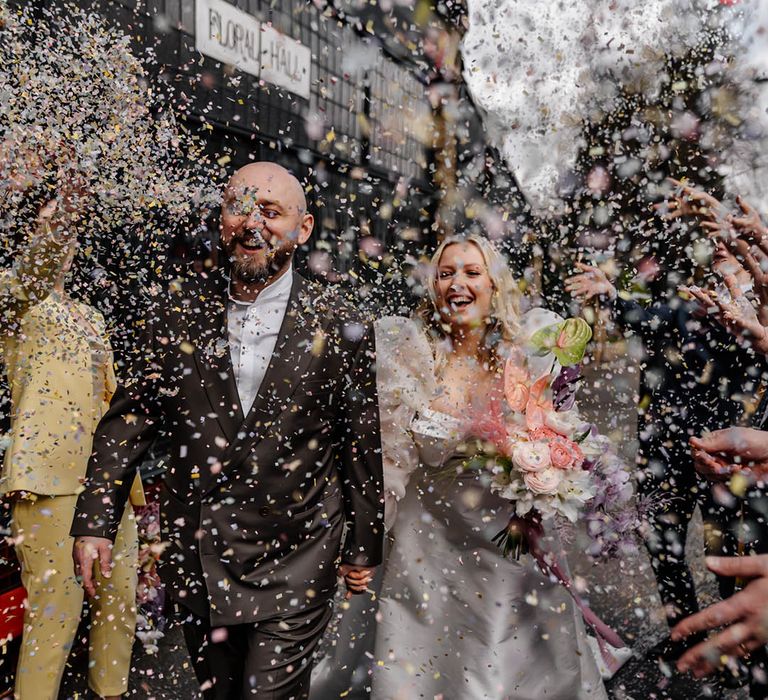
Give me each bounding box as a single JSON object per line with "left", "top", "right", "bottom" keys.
{"left": 214, "top": 273, "right": 324, "bottom": 481}
{"left": 186, "top": 270, "right": 244, "bottom": 444}
{"left": 243, "top": 272, "right": 318, "bottom": 430}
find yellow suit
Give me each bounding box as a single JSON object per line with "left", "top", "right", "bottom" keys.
{"left": 1, "top": 229, "right": 143, "bottom": 699}
{"left": 0, "top": 224, "right": 123, "bottom": 497}
{"left": 1, "top": 293, "right": 143, "bottom": 502}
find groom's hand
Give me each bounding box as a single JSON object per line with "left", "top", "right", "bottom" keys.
{"left": 338, "top": 564, "right": 375, "bottom": 599}
{"left": 73, "top": 536, "right": 113, "bottom": 597}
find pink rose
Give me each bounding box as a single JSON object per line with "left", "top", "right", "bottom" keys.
{"left": 512, "top": 442, "right": 551, "bottom": 473}
{"left": 548, "top": 436, "right": 584, "bottom": 470}
{"left": 524, "top": 468, "right": 561, "bottom": 495}
{"left": 529, "top": 426, "right": 559, "bottom": 442}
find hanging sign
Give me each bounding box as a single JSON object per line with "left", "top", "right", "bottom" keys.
{"left": 195, "top": 0, "right": 311, "bottom": 99}
{"left": 259, "top": 24, "right": 312, "bottom": 101}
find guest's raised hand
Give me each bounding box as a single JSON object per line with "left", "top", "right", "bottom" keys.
{"left": 714, "top": 273, "right": 768, "bottom": 354}
{"left": 703, "top": 196, "right": 768, "bottom": 295}
{"left": 731, "top": 195, "right": 768, "bottom": 249}
{"left": 721, "top": 227, "right": 768, "bottom": 326}
{"left": 691, "top": 426, "right": 768, "bottom": 462}
{"left": 690, "top": 427, "right": 768, "bottom": 481}
{"left": 564, "top": 262, "right": 616, "bottom": 302}
{"left": 678, "top": 284, "right": 718, "bottom": 318}
{"left": 690, "top": 447, "right": 733, "bottom": 482}
{"left": 718, "top": 272, "right": 768, "bottom": 353}
{"left": 655, "top": 178, "right": 724, "bottom": 222}
{"left": 672, "top": 555, "right": 768, "bottom": 678}
{"left": 680, "top": 275, "right": 768, "bottom": 355}
{"left": 39, "top": 167, "right": 90, "bottom": 228}
{"left": 1, "top": 135, "right": 88, "bottom": 242}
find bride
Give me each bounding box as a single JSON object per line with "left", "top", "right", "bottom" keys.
{"left": 369, "top": 233, "right": 607, "bottom": 699}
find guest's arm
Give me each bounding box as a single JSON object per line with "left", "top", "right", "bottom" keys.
{"left": 729, "top": 196, "right": 768, "bottom": 327}
{"left": 0, "top": 193, "right": 80, "bottom": 332}
{"left": 682, "top": 275, "right": 768, "bottom": 357}
{"left": 690, "top": 426, "right": 768, "bottom": 481}
{"left": 653, "top": 177, "right": 725, "bottom": 224}
{"left": 672, "top": 555, "right": 768, "bottom": 678}
{"left": 565, "top": 261, "right": 673, "bottom": 341}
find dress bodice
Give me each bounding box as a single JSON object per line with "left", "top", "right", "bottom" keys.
{"left": 374, "top": 310, "right": 565, "bottom": 531}
{"left": 410, "top": 407, "right": 464, "bottom": 468}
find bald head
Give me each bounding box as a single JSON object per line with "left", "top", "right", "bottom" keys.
{"left": 219, "top": 160, "right": 314, "bottom": 300}
{"left": 227, "top": 162, "right": 307, "bottom": 215}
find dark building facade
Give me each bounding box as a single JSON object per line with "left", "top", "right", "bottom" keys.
{"left": 90, "top": 0, "right": 441, "bottom": 293}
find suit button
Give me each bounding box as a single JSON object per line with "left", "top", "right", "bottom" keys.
{"left": 259, "top": 506, "right": 272, "bottom": 517}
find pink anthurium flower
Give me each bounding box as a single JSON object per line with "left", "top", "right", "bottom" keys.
{"left": 503, "top": 358, "right": 530, "bottom": 412}
{"left": 525, "top": 374, "right": 553, "bottom": 431}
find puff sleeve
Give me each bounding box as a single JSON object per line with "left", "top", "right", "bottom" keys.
{"left": 374, "top": 315, "right": 435, "bottom": 530}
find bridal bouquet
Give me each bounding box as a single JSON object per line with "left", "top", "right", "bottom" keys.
{"left": 466, "top": 317, "right": 636, "bottom": 560}
{"left": 464, "top": 315, "right": 635, "bottom": 665}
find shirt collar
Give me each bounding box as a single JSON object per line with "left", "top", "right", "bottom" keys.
{"left": 228, "top": 265, "right": 294, "bottom": 307}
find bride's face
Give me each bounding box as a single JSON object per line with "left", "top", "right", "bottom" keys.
{"left": 435, "top": 242, "right": 494, "bottom": 329}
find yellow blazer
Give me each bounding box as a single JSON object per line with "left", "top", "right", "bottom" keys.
{"left": 1, "top": 293, "right": 144, "bottom": 504}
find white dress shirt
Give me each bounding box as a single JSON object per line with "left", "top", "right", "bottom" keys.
{"left": 227, "top": 266, "right": 293, "bottom": 413}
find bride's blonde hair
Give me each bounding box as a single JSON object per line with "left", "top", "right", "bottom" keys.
{"left": 417, "top": 233, "right": 521, "bottom": 371}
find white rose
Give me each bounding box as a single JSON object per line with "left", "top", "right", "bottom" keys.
{"left": 580, "top": 433, "right": 610, "bottom": 459}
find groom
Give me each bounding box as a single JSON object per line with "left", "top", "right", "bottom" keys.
{"left": 71, "top": 162, "right": 384, "bottom": 699}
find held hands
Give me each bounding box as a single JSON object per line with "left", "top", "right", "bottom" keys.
{"left": 72, "top": 535, "right": 113, "bottom": 597}
{"left": 337, "top": 563, "right": 375, "bottom": 600}
{"left": 564, "top": 262, "right": 617, "bottom": 302}
{"left": 672, "top": 555, "right": 768, "bottom": 678}
{"left": 689, "top": 427, "right": 768, "bottom": 482}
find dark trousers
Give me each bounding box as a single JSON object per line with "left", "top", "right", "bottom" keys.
{"left": 638, "top": 424, "right": 768, "bottom": 697}
{"left": 182, "top": 603, "right": 333, "bottom": 700}
{"left": 638, "top": 433, "right": 734, "bottom": 626}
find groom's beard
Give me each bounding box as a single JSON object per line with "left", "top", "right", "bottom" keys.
{"left": 226, "top": 234, "right": 295, "bottom": 285}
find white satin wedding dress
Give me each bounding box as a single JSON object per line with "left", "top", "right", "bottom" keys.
{"left": 370, "top": 313, "right": 606, "bottom": 700}
{"left": 311, "top": 311, "right": 608, "bottom": 700}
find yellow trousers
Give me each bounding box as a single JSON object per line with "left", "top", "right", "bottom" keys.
{"left": 11, "top": 495, "right": 138, "bottom": 699}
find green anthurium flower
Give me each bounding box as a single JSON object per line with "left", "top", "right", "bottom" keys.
{"left": 529, "top": 323, "right": 560, "bottom": 357}
{"left": 529, "top": 318, "right": 592, "bottom": 366}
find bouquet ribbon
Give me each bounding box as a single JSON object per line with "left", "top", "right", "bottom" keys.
{"left": 531, "top": 544, "right": 627, "bottom": 673}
